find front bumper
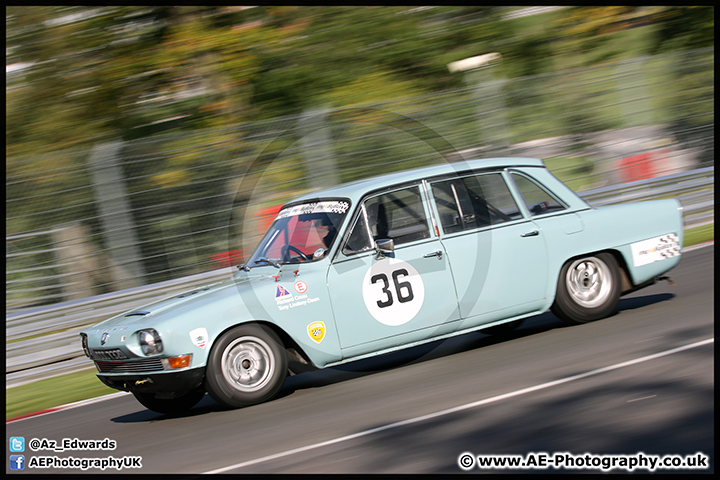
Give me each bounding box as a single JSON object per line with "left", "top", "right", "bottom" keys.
{"left": 97, "top": 367, "right": 205, "bottom": 394}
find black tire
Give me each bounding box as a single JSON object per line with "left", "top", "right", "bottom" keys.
{"left": 132, "top": 387, "right": 205, "bottom": 414}
{"left": 551, "top": 252, "right": 621, "bottom": 325}
{"left": 204, "top": 324, "right": 288, "bottom": 409}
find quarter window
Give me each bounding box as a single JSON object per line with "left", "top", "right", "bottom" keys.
{"left": 511, "top": 173, "right": 566, "bottom": 215}
{"left": 343, "top": 210, "right": 372, "bottom": 255}
{"left": 431, "top": 173, "right": 522, "bottom": 234}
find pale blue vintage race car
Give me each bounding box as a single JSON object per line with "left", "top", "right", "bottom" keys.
{"left": 80, "top": 158, "right": 683, "bottom": 413}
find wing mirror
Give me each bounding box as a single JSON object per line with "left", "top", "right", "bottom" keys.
{"left": 374, "top": 238, "right": 394, "bottom": 258}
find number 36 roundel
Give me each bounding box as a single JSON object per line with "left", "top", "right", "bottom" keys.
{"left": 362, "top": 258, "right": 425, "bottom": 326}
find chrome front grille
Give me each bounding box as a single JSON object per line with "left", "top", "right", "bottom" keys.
{"left": 95, "top": 358, "right": 164, "bottom": 374}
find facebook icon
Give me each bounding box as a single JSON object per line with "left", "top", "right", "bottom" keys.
{"left": 10, "top": 454, "right": 25, "bottom": 470}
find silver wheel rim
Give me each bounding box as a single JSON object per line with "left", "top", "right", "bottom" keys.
{"left": 221, "top": 336, "right": 275, "bottom": 392}
{"left": 566, "top": 257, "right": 612, "bottom": 308}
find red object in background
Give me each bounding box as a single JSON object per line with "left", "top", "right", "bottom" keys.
{"left": 618, "top": 153, "right": 654, "bottom": 183}
{"left": 210, "top": 249, "right": 245, "bottom": 268}
{"left": 257, "top": 205, "right": 283, "bottom": 232}
{"left": 210, "top": 205, "right": 283, "bottom": 268}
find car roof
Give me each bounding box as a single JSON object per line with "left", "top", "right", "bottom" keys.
{"left": 288, "top": 157, "right": 546, "bottom": 205}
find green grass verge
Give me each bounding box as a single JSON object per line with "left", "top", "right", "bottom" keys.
{"left": 6, "top": 223, "right": 713, "bottom": 420}
{"left": 6, "top": 368, "right": 117, "bottom": 421}
{"left": 683, "top": 223, "right": 714, "bottom": 247}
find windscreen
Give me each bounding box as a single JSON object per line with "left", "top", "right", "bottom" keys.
{"left": 245, "top": 200, "right": 350, "bottom": 268}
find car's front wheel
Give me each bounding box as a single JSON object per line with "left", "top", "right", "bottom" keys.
{"left": 204, "top": 324, "right": 288, "bottom": 409}
{"left": 551, "top": 253, "right": 621, "bottom": 324}
{"left": 132, "top": 387, "right": 205, "bottom": 414}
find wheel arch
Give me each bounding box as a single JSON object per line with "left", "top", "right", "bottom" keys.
{"left": 562, "top": 248, "right": 632, "bottom": 286}
{"left": 604, "top": 249, "right": 634, "bottom": 294}
{"left": 211, "top": 320, "right": 317, "bottom": 373}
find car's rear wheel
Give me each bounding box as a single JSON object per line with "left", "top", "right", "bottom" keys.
{"left": 132, "top": 387, "right": 205, "bottom": 414}
{"left": 205, "top": 324, "right": 288, "bottom": 409}
{"left": 551, "top": 253, "right": 621, "bottom": 324}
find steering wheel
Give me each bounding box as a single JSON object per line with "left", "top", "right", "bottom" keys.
{"left": 283, "top": 245, "right": 310, "bottom": 262}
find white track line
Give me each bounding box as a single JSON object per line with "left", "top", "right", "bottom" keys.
{"left": 204, "top": 338, "right": 714, "bottom": 474}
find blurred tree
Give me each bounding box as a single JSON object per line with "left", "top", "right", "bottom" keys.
{"left": 8, "top": 5, "right": 713, "bottom": 159}
{"left": 552, "top": 6, "right": 640, "bottom": 38}
{"left": 649, "top": 6, "right": 714, "bottom": 54}
{"left": 647, "top": 7, "right": 714, "bottom": 167}
{"left": 549, "top": 6, "right": 643, "bottom": 66}
{"left": 7, "top": 6, "right": 287, "bottom": 153}
{"left": 7, "top": 6, "right": 282, "bottom": 284}
{"left": 550, "top": 6, "right": 714, "bottom": 62}
{"left": 503, "top": 35, "right": 555, "bottom": 77}
{"left": 250, "top": 6, "right": 514, "bottom": 112}
{"left": 7, "top": 6, "right": 516, "bottom": 157}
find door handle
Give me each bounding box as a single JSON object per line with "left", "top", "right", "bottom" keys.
{"left": 423, "top": 250, "right": 443, "bottom": 259}
{"left": 521, "top": 230, "right": 539, "bottom": 237}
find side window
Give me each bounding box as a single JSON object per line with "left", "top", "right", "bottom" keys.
{"left": 464, "top": 174, "right": 523, "bottom": 224}
{"left": 431, "top": 179, "right": 467, "bottom": 234}
{"left": 343, "top": 185, "right": 430, "bottom": 254}
{"left": 511, "top": 173, "right": 566, "bottom": 215}
{"left": 431, "top": 173, "right": 522, "bottom": 233}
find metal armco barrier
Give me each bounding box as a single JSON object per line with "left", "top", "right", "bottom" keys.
{"left": 581, "top": 166, "right": 714, "bottom": 228}
{"left": 6, "top": 267, "right": 235, "bottom": 384}
{"left": 5, "top": 167, "right": 714, "bottom": 387}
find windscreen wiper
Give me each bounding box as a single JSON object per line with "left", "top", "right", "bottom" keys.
{"left": 238, "top": 257, "right": 281, "bottom": 271}
{"left": 254, "top": 257, "right": 282, "bottom": 268}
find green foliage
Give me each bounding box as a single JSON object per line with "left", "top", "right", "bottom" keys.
{"left": 650, "top": 7, "right": 715, "bottom": 54}
{"left": 504, "top": 35, "right": 555, "bottom": 77}
{"left": 320, "top": 71, "right": 427, "bottom": 108}
{"left": 659, "top": 48, "right": 715, "bottom": 166}
{"left": 7, "top": 6, "right": 713, "bottom": 159}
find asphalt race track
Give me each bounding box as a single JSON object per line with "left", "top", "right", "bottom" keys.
{"left": 6, "top": 246, "right": 714, "bottom": 474}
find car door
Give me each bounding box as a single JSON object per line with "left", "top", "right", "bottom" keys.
{"left": 428, "top": 171, "right": 548, "bottom": 323}
{"left": 327, "top": 183, "right": 461, "bottom": 357}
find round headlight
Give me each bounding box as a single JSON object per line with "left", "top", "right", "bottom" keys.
{"left": 138, "top": 329, "right": 163, "bottom": 355}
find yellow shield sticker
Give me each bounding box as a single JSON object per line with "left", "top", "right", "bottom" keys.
{"left": 307, "top": 321, "right": 326, "bottom": 344}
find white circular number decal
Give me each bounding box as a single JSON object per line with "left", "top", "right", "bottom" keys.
{"left": 362, "top": 258, "right": 425, "bottom": 326}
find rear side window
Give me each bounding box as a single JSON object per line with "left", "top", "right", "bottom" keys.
{"left": 511, "top": 173, "right": 566, "bottom": 215}
{"left": 431, "top": 173, "right": 522, "bottom": 234}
